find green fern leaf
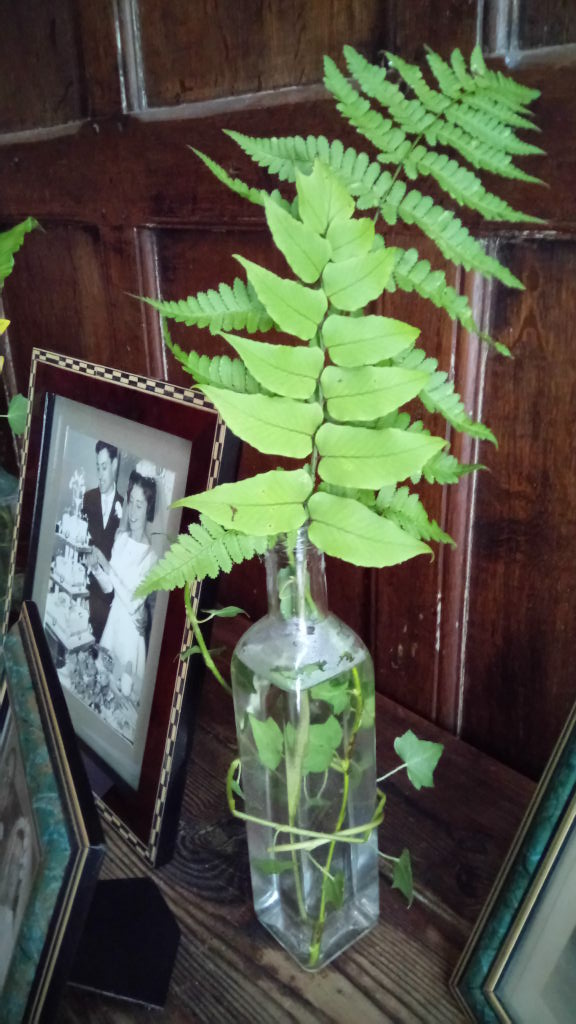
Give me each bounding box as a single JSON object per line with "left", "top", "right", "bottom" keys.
{"left": 137, "top": 516, "right": 272, "bottom": 594}
{"left": 375, "top": 485, "right": 455, "bottom": 547}
{"left": 0, "top": 218, "right": 39, "bottom": 287}
{"left": 394, "top": 347, "right": 497, "bottom": 444}
{"left": 141, "top": 278, "right": 273, "bottom": 334}
{"left": 422, "top": 449, "right": 483, "bottom": 485}
{"left": 192, "top": 148, "right": 290, "bottom": 210}
{"left": 309, "top": 490, "right": 431, "bottom": 567}
{"left": 385, "top": 52, "right": 542, "bottom": 184}
{"left": 162, "top": 319, "right": 261, "bottom": 393}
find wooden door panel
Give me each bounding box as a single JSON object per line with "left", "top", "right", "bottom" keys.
{"left": 459, "top": 239, "right": 576, "bottom": 776}
{"left": 0, "top": 0, "right": 84, "bottom": 133}
{"left": 139, "top": 0, "right": 387, "bottom": 107}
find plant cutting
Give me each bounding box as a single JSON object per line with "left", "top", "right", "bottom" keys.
{"left": 138, "top": 44, "right": 543, "bottom": 969}
{"left": 0, "top": 217, "right": 38, "bottom": 437}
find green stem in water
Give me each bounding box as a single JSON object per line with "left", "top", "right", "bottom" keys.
{"left": 285, "top": 691, "right": 311, "bottom": 922}
{"left": 184, "top": 582, "right": 232, "bottom": 695}
{"left": 308, "top": 666, "right": 365, "bottom": 968}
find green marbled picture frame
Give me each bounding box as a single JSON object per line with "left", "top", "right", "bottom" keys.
{"left": 451, "top": 700, "right": 576, "bottom": 1023}
{"left": 0, "top": 601, "right": 104, "bottom": 1024}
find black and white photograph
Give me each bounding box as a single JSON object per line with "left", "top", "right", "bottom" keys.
{"left": 0, "top": 703, "right": 42, "bottom": 996}
{"left": 31, "top": 394, "right": 192, "bottom": 791}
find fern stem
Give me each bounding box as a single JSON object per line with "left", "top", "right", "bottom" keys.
{"left": 184, "top": 582, "right": 232, "bottom": 695}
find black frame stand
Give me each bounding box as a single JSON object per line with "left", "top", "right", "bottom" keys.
{"left": 69, "top": 877, "right": 180, "bottom": 1009}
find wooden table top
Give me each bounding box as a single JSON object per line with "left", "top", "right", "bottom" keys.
{"left": 57, "top": 688, "right": 534, "bottom": 1024}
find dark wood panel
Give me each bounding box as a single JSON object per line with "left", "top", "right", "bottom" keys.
{"left": 459, "top": 239, "right": 576, "bottom": 778}
{"left": 138, "top": 0, "right": 388, "bottom": 108}
{"left": 0, "top": 224, "right": 154, "bottom": 390}
{"left": 76, "top": 0, "right": 124, "bottom": 118}
{"left": 389, "top": 0, "right": 478, "bottom": 60}
{"left": 0, "top": 0, "right": 84, "bottom": 133}
{"left": 517, "top": 0, "right": 576, "bottom": 49}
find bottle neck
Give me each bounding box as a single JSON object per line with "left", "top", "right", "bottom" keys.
{"left": 265, "top": 528, "right": 328, "bottom": 622}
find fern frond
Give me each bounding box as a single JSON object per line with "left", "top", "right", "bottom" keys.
{"left": 342, "top": 47, "right": 541, "bottom": 222}
{"left": 422, "top": 449, "right": 483, "bottom": 485}
{"left": 0, "top": 217, "right": 39, "bottom": 287}
{"left": 375, "top": 485, "right": 455, "bottom": 546}
{"left": 141, "top": 279, "right": 273, "bottom": 334}
{"left": 385, "top": 52, "right": 543, "bottom": 184}
{"left": 394, "top": 346, "right": 497, "bottom": 444}
{"left": 163, "top": 326, "right": 261, "bottom": 394}
{"left": 388, "top": 247, "right": 480, "bottom": 334}
{"left": 192, "top": 148, "right": 291, "bottom": 211}
{"left": 139, "top": 516, "right": 272, "bottom": 594}
{"left": 323, "top": 56, "right": 412, "bottom": 162}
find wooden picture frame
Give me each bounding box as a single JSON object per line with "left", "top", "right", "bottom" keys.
{"left": 6, "top": 349, "right": 238, "bottom": 865}
{"left": 451, "top": 700, "right": 576, "bottom": 1023}
{"left": 0, "top": 601, "right": 104, "bottom": 1024}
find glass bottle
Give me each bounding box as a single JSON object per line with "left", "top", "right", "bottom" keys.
{"left": 231, "top": 528, "right": 379, "bottom": 970}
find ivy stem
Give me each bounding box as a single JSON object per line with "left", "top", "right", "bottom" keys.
{"left": 184, "top": 582, "right": 232, "bottom": 695}
{"left": 308, "top": 666, "right": 364, "bottom": 967}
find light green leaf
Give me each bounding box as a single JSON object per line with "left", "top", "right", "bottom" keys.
{"left": 173, "top": 469, "right": 313, "bottom": 535}
{"left": 323, "top": 248, "right": 397, "bottom": 311}
{"left": 264, "top": 198, "right": 331, "bottom": 283}
{"left": 393, "top": 730, "right": 444, "bottom": 789}
{"left": 392, "top": 849, "right": 414, "bottom": 907}
{"left": 323, "top": 314, "right": 419, "bottom": 366}
{"left": 0, "top": 218, "right": 39, "bottom": 287}
{"left": 310, "top": 678, "right": 351, "bottom": 715}
{"left": 252, "top": 857, "right": 294, "bottom": 876}
{"left": 326, "top": 217, "right": 375, "bottom": 261}
{"left": 7, "top": 393, "right": 28, "bottom": 436}
{"left": 235, "top": 255, "right": 327, "bottom": 341}
{"left": 200, "top": 605, "right": 248, "bottom": 620}
{"left": 325, "top": 870, "right": 345, "bottom": 909}
{"left": 220, "top": 331, "right": 324, "bottom": 399}
{"left": 321, "top": 365, "right": 429, "bottom": 421}
{"left": 309, "top": 491, "right": 431, "bottom": 567}
{"left": 296, "top": 159, "right": 354, "bottom": 235}
{"left": 249, "top": 715, "right": 284, "bottom": 770}
{"left": 303, "top": 716, "right": 343, "bottom": 773}
{"left": 316, "top": 424, "right": 446, "bottom": 488}
{"left": 202, "top": 386, "right": 322, "bottom": 458}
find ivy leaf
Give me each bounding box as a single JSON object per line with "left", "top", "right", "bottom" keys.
{"left": 235, "top": 255, "right": 327, "bottom": 341}
{"left": 323, "top": 314, "right": 419, "bottom": 367}
{"left": 325, "top": 870, "right": 345, "bottom": 909}
{"left": 322, "top": 248, "right": 397, "bottom": 311}
{"left": 264, "top": 197, "right": 331, "bottom": 283}
{"left": 316, "top": 423, "right": 446, "bottom": 489}
{"left": 392, "top": 849, "right": 414, "bottom": 907}
{"left": 249, "top": 715, "right": 284, "bottom": 770}
{"left": 296, "top": 159, "right": 354, "bottom": 235}
{"left": 7, "top": 394, "right": 28, "bottom": 436}
{"left": 393, "top": 730, "right": 444, "bottom": 789}
{"left": 321, "top": 365, "right": 430, "bottom": 421}
{"left": 326, "top": 217, "right": 375, "bottom": 261}
{"left": 200, "top": 606, "right": 248, "bottom": 620}
{"left": 202, "top": 386, "right": 322, "bottom": 458}
{"left": 220, "top": 332, "right": 324, "bottom": 400}
{"left": 180, "top": 644, "right": 225, "bottom": 662}
{"left": 303, "top": 715, "right": 343, "bottom": 773}
{"left": 310, "top": 678, "right": 351, "bottom": 715}
{"left": 173, "top": 468, "right": 313, "bottom": 535}
{"left": 252, "top": 857, "right": 294, "bottom": 875}
{"left": 309, "top": 491, "right": 431, "bottom": 568}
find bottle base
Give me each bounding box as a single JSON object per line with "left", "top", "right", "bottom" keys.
{"left": 256, "top": 897, "right": 379, "bottom": 972}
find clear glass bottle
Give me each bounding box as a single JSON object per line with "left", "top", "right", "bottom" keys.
{"left": 231, "top": 528, "right": 379, "bottom": 970}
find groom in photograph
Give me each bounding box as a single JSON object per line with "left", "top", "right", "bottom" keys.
{"left": 83, "top": 440, "right": 124, "bottom": 643}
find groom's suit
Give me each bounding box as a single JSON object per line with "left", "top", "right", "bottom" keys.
{"left": 82, "top": 487, "right": 123, "bottom": 643}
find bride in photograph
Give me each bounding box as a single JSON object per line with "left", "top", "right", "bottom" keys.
{"left": 89, "top": 463, "right": 159, "bottom": 701}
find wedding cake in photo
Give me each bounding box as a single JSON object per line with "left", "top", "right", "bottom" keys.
{"left": 45, "top": 469, "right": 93, "bottom": 647}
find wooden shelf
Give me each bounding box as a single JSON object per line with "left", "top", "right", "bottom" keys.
{"left": 58, "top": 685, "right": 534, "bottom": 1023}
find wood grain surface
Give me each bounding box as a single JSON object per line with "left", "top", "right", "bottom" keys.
{"left": 56, "top": 689, "right": 533, "bottom": 1024}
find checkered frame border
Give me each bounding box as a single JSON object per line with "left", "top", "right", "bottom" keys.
{"left": 6, "top": 349, "right": 228, "bottom": 865}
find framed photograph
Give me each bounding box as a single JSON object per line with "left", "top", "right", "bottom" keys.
{"left": 451, "top": 699, "right": 576, "bottom": 1023}
{"left": 5, "top": 349, "right": 238, "bottom": 865}
{"left": 0, "top": 600, "right": 104, "bottom": 1024}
